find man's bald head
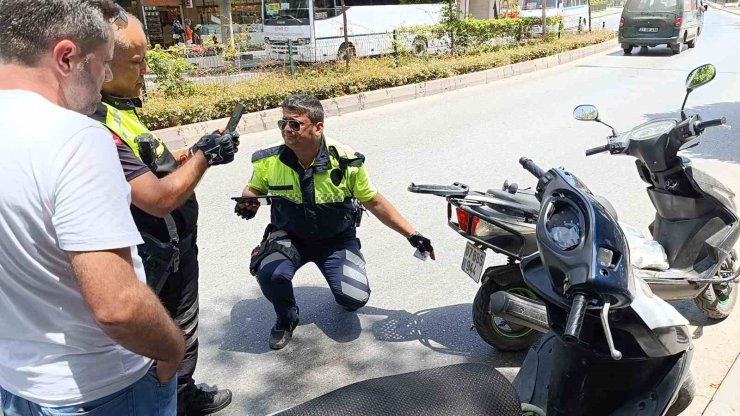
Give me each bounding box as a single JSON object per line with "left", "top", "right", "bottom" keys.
{"left": 114, "top": 13, "right": 146, "bottom": 51}
{"left": 103, "top": 13, "right": 148, "bottom": 99}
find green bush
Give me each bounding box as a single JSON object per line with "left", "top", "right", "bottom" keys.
{"left": 401, "top": 15, "right": 565, "bottom": 53}
{"left": 145, "top": 45, "right": 195, "bottom": 98}
{"left": 141, "top": 31, "right": 615, "bottom": 130}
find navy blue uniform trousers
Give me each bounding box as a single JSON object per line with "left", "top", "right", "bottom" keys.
{"left": 256, "top": 238, "right": 371, "bottom": 323}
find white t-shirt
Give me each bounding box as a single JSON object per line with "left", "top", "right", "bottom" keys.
{"left": 0, "top": 90, "right": 152, "bottom": 407}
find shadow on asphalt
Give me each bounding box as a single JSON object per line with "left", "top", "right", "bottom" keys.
{"left": 644, "top": 101, "right": 740, "bottom": 165}
{"left": 669, "top": 298, "right": 732, "bottom": 340}
{"left": 219, "top": 286, "right": 530, "bottom": 360}
{"left": 214, "top": 286, "right": 527, "bottom": 414}
{"left": 604, "top": 45, "right": 685, "bottom": 57}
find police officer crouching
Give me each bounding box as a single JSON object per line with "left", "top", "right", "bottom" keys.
{"left": 91, "top": 15, "right": 234, "bottom": 415}
{"left": 236, "top": 94, "right": 435, "bottom": 350}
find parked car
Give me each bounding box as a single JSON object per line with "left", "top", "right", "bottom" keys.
{"left": 619, "top": 0, "right": 704, "bottom": 55}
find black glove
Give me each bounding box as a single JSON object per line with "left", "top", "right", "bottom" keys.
{"left": 190, "top": 133, "right": 236, "bottom": 166}
{"left": 235, "top": 200, "right": 259, "bottom": 220}
{"left": 408, "top": 232, "right": 435, "bottom": 258}
{"left": 211, "top": 129, "right": 240, "bottom": 153}
{"left": 229, "top": 130, "right": 240, "bottom": 152}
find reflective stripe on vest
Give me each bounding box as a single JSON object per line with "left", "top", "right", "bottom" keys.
{"left": 101, "top": 102, "right": 167, "bottom": 161}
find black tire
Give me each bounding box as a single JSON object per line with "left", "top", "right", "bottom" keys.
{"left": 666, "top": 373, "right": 695, "bottom": 416}
{"left": 671, "top": 43, "right": 682, "bottom": 54}
{"left": 694, "top": 253, "right": 737, "bottom": 319}
{"left": 623, "top": 46, "right": 633, "bottom": 55}
{"left": 336, "top": 43, "right": 355, "bottom": 64}
{"left": 472, "top": 267, "right": 543, "bottom": 351}
{"left": 411, "top": 37, "right": 428, "bottom": 57}
{"left": 687, "top": 36, "right": 697, "bottom": 48}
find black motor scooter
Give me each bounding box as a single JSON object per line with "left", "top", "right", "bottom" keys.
{"left": 490, "top": 64, "right": 738, "bottom": 339}
{"left": 407, "top": 182, "right": 542, "bottom": 350}
{"left": 571, "top": 63, "right": 738, "bottom": 319}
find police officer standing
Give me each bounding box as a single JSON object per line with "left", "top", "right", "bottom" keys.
{"left": 91, "top": 15, "right": 234, "bottom": 415}
{"left": 236, "top": 94, "right": 435, "bottom": 350}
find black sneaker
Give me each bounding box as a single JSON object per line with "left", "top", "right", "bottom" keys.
{"left": 186, "top": 385, "right": 232, "bottom": 415}
{"left": 269, "top": 317, "right": 299, "bottom": 350}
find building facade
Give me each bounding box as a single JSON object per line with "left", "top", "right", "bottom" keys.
{"left": 118, "top": 0, "right": 264, "bottom": 47}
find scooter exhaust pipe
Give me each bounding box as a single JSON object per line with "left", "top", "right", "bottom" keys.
{"left": 489, "top": 291, "right": 549, "bottom": 333}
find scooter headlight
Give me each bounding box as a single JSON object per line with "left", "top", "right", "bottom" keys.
{"left": 545, "top": 198, "right": 584, "bottom": 251}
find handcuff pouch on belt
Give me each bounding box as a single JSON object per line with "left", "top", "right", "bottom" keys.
{"left": 249, "top": 225, "right": 301, "bottom": 277}
{"left": 137, "top": 215, "right": 181, "bottom": 295}
{"left": 328, "top": 145, "right": 366, "bottom": 228}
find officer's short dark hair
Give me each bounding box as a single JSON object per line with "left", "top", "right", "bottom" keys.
{"left": 0, "top": 0, "right": 120, "bottom": 66}
{"left": 282, "top": 94, "right": 325, "bottom": 123}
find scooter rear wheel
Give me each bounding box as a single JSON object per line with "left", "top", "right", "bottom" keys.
{"left": 473, "top": 266, "right": 543, "bottom": 351}
{"left": 694, "top": 252, "right": 737, "bottom": 320}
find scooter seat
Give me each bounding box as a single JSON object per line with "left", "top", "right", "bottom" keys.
{"left": 273, "top": 363, "right": 521, "bottom": 416}
{"left": 486, "top": 189, "right": 541, "bottom": 213}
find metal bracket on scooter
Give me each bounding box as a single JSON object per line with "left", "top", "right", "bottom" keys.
{"left": 688, "top": 267, "right": 740, "bottom": 284}
{"left": 601, "top": 302, "right": 623, "bottom": 361}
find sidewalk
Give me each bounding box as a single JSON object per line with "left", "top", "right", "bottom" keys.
{"left": 592, "top": 6, "right": 623, "bottom": 18}
{"left": 708, "top": 1, "right": 740, "bottom": 15}
{"left": 702, "top": 353, "right": 740, "bottom": 415}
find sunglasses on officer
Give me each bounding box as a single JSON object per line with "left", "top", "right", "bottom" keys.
{"left": 111, "top": 5, "right": 128, "bottom": 30}
{"left": 278, "top": 119, "right": 314, "bottom": 132}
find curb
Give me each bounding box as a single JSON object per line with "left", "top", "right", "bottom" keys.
{"left": 702, "top": 354, "right": 740, "bottom": 415}
{"left": 154, "top": 37, "right": 619, "bottom": 151}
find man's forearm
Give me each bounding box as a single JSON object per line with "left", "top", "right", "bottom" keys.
{"left": 71, "top": 249, "right": 185, "bottom": 364}
{"left": 157, "top": 151, "right": 208, "bottom": 213}
{"left": 363, "top": 193, "right": 415, "bottom": 238}
{"left": 242, "top": 186, "right": 265, "bottom": 197}
{"left": 102, "top": 283, "right": 185, "bottom": 363}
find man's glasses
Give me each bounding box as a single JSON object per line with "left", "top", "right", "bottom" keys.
{"left": 278, "top": 119, "right": 312, "bottom": 131}
{"left": 111, "top": 5, "right": 128, "bottom": 29}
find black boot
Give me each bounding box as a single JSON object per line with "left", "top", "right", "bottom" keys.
{"left": 269, "top": 317, "right": 299, "bottom": 350}
{"left": 186, "top": 385, "right": 233, "bottom": 415}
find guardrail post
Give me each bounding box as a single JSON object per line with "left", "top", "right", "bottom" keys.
{"left": 288, "top": 40, "right": 296, "bottom": 79}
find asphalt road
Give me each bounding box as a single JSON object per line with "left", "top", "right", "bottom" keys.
{"left": 191, "top": 10, "right": 740, "bottom": 415}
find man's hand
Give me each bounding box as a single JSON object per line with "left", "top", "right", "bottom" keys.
{"left": 408, "top": 232, "right": 436, "bottom": 260}
{"left": 156, "top": 359, "right": 180, "bottom": 384}
{"left": 235, "top": 200, "right": 260, "bottom": 220}
{"left": 212, "top": 129, "right": 240, "bottom": 152}
{"left": 190, "top": 132, "right": 237, "bottom": 166}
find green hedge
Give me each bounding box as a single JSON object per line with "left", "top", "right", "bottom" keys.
{"left": 141, "top": 31, "right": 615, "bottom": 130}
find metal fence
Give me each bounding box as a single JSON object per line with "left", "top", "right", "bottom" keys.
{"left": 144, "top": 20, "right": 614, "bottom": 91}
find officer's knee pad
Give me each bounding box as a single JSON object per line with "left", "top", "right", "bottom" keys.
{"left": 334, "top": 287, "right": 370, "bottom": 309}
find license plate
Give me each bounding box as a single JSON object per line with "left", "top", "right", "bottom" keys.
{"left": 638, "top": 27, "right": 659, "bottom": 33}
{"left": 461, "top": 242, "right": 486, "bottom": 283}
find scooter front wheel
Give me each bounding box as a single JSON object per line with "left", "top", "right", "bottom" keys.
{"left": 473, "top": 267, "right": 542, "bottom": 351}
{"left": 666, "top": 372, "right": 695, "bottom": 416}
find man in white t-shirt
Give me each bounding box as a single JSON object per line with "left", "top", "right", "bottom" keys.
{"left": 0, "top": 1, "right": 186, "bottom": 415}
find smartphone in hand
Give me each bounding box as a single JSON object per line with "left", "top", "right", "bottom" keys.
{"left": 225, "top": 103, "right": 245, "bottom": 134}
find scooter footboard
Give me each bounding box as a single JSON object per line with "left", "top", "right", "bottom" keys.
{"left": 273, "top": 363, "right": 521, "bottom": 416}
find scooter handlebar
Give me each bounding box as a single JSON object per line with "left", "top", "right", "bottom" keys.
{"left": 695, "top": 117, "right": 726, "bottom": 132}
{"left": 519, "top": 157, "right": 546, "bottom": 179}
{"left": 563, "top": 293, "right": 588, "bottom": 344}
{"left": 585, "top": 144, "right": 610, "bottom": 156}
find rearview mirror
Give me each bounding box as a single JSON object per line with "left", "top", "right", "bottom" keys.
{"left": 685, "top": 64, "right": 716, "bottom": 91}
{"left": 573, "top": 105, "right": 599, "bottom": 121}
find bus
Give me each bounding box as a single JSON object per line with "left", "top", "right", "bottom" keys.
{"left": 263, "top": 0, "right": 446, "bottom": 63}
{"left": 516, "top": 0, "right": 590, "bottom": 33}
